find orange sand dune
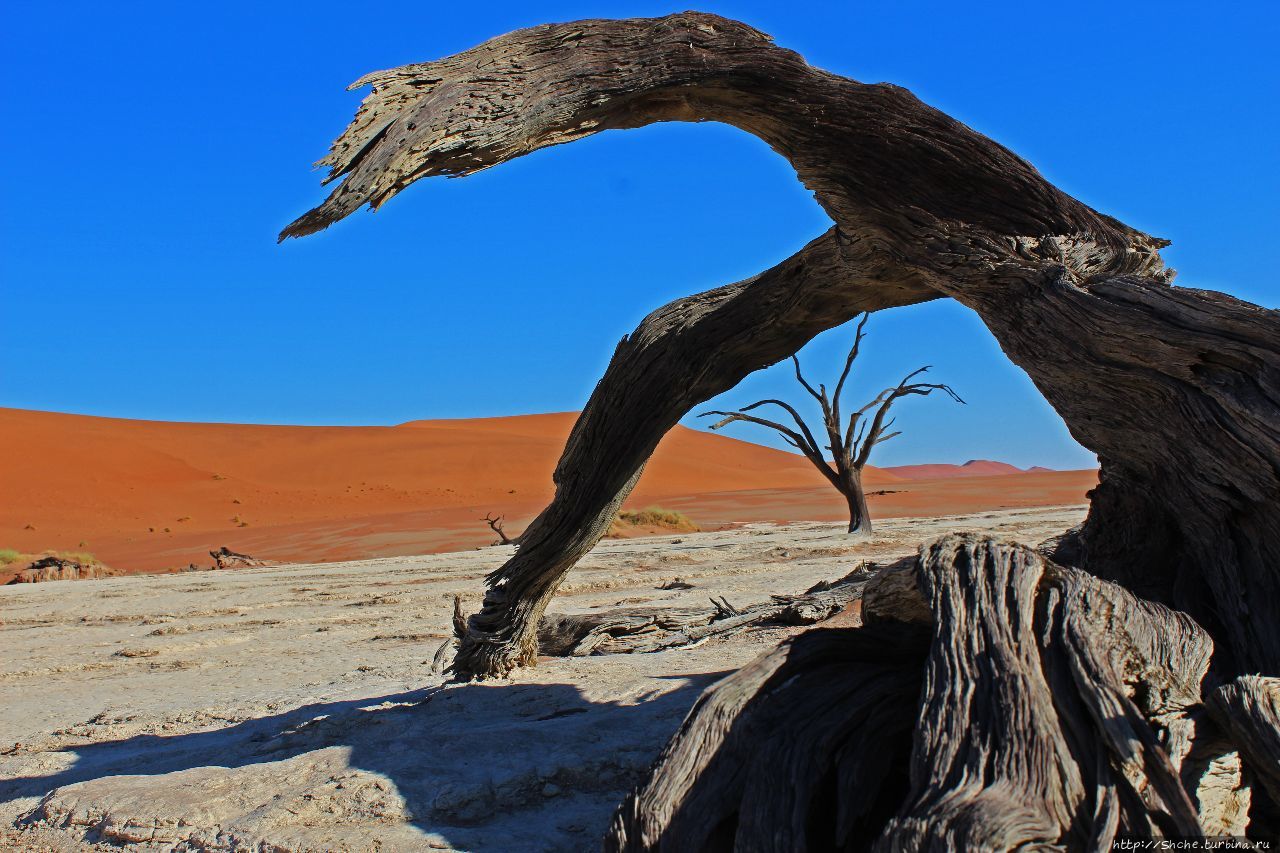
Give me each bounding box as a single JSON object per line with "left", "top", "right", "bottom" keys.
{"left": 0, "top": 407, "right": 1095, "bottom": 578}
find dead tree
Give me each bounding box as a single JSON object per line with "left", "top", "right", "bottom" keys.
{"left": 282, "top": 12, "right": 1280, "bottom": 842}
{"left": 482, "top": 513, "right": 516, "bottom": 546}
{"left": 701, "top": 313, "right": 961, "bottom": 535}
{"left": 279, "top": 11, "right": 1279, "bottom": 678}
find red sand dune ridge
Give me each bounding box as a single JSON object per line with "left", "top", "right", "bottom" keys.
{"left": 885, "top": 460, "right": 1054, "bottom": 480}
{"left": 0, "top": 407, "right": 1096, "bottom": 578}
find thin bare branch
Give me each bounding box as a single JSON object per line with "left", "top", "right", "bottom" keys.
{"left": 739, "top": 399, "right": 825, "bottom": 457}
{"left": 700, "top": 409, "right": 839, "bottom": 487}
{"left": 853, "top": 366, "right": 964, "bottom": 469}
{"left": 700, "top": 410, "right": 808, "bottom": 450}
{"left": 831, "top": 312, "right": 871, "bottom": 422}
{"left": 791, "top": 355, "right": 824, "bottom": 405}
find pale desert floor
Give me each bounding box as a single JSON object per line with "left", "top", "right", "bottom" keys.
{"left": 1, "top": 505, "right": 1086, "bottom": 852}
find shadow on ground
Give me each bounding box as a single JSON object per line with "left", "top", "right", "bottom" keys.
{"left": 2, "top": 672, "right": 725, "bottom": 850}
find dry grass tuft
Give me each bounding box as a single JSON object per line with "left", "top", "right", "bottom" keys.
{"left": 608, "top": 507, "right": 700, "bottom": 537}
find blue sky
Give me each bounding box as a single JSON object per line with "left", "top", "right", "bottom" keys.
{"left": 3, "top": 1, "right": 1276, "bottom": 470}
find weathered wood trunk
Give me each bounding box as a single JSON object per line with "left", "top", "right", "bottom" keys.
{"left": 844, "top": 471, "right": 872, "bottom": 536}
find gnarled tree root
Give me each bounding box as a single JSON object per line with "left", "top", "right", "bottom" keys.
{"left": 606, "top": 533, "right": 1271, "bottom": 850}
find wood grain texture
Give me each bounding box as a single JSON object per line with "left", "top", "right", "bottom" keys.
{"left": 1209, "top": 676, "right": 1280, "bottom": 806}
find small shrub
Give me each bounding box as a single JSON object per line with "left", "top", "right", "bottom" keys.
{"left": 0, "top": 548, "right": 20, "bottom": 566}
{"left": 608, "top": 506, "right": 700, "bottom": 537}
{"left": 61, "top": 551, "right": 96, "bottom": 564}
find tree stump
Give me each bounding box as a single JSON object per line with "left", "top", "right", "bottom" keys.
{"left": 606, "top": 534, "right": 1269, "bottom": 849}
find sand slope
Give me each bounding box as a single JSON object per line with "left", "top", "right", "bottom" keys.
{"left": 886, "top": 459, "right": 1028, "bottom": 479}
{"left": 0, "top": 408, "right": 1094, "bottom": 578}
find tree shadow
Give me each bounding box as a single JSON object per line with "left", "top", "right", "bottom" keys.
{"left": 2, "top": 671, "right": 726, "bottom": 850}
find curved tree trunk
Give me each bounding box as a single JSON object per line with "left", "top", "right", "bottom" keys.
{"left": 281, "top": 12, "right": 1279, "bottom": 674}
{"left": 440, "top": 231, "right": 935, "bottom": 673}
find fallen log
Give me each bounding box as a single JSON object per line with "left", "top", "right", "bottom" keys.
{"left": 535, "top": 561, "right": 879, "bottom": 657}
{"left": 209, "top": 547, "right": 266, "bottom": 570}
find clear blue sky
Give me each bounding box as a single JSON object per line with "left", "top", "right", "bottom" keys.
{"left": 3, "top": 2, "right": 1276, "bottom": 470}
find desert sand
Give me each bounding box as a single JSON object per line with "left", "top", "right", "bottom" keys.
{"left": 1, "top": 408, "right": 1095, "bottom": 581}
{"left": 0, "top": 504, "right": 1085, "bottom": 851}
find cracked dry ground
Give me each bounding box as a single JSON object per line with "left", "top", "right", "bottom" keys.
{"left": 1, "top": 506, "right": 1085, "bottom": 852}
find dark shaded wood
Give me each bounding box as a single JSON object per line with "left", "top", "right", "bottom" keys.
{"left": 281, "top": 12, "right": 1280, "bottom": 682}
{"left": 1209, "top": 676, "right": 1280, "bottom": 807}
{"left": 606, "top": 621, "right": 930, "bottom": 852}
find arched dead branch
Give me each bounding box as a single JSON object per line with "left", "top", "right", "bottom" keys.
{"left": 282, "top": 12, "right": 1279, "bottom": 681}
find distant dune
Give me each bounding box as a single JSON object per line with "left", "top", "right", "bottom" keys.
{"left": 884, "top": 459, "right": 1045, "bottom": 480}
{"left": 0, "top": 408, "right": 1096, "bottom": 578}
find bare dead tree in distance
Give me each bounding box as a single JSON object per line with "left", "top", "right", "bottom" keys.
{"left": 482, "top": 513, "right": 516, "bottom": 546}
{"left": 701, "top": 313, "right": 962, "bottom": 535}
